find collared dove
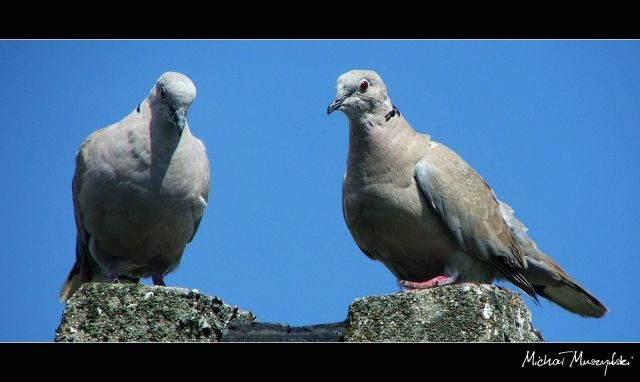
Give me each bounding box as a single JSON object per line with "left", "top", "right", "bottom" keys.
{"left": 60, "top": 72, "right": 210, "bottom": 301}
{"left": 327, "top": 69, "right": 607, "bottom": 318}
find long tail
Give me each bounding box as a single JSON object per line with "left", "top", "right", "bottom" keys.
{"left": 499, "top": 201, "right": 607, "bottom": 318}
{"left": 525, "top": 250, "right": 608, "bottom": 318}
{"left": 532, "top": 277, "right": 607, "bottom": 318}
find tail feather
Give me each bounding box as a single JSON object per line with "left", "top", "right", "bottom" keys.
{"left": 525, "top": 253, "right": 608, "bottom": 318}
{"left": 498, "top": 201, "right": 607, "bottom": 318}
{"left": 534, "top": 281, "right": 608, "bottom": 318}
{"left": 59, "top": 263, "right": 83, "bottom": 302}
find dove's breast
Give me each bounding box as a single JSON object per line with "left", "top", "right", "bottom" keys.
{"left": 77, "top": 122, "right": 209, "bottom": 278}
{"left": 343, "top": 167, "right": 461, "bottom": 282}
{"left": 342, "top": 124, "right": 496, "bottom": 283}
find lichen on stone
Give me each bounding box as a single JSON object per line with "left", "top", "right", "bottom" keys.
{"left": 55, "top": 283, "right": 255, "bottom": 342}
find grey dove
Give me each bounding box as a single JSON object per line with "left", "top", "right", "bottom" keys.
{"left": 327, "top": 69, "right": 607, "bottom": 318}
{"left": 60, "top": 72, "right": 210, "bottom": 301}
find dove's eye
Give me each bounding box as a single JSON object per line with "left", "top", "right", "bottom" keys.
{"left": 160, "top": 87, "right": 166, "bottom": 99}
{"left": 359, "top": 80, "right": 369, "bottom": 93}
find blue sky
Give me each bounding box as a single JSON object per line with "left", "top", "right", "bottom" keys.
{"left": 0, "top": 40, "right": 638, "bottom": 342}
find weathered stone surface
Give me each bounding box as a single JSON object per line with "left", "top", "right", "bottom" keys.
{"left": 54, "top": 282, "right": 542, "bottom": 342}
{"left": 344, "top": 283, "right": 543, "bottom": 342}
{"left": 54, "top": 283, "right": 255, "bottom": 342}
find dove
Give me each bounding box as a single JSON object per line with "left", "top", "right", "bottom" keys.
{"left": 60, "top": 72, "right": 210, "bottom": 301}
{"left": 327, "top": 69, "right": 607, "bottom": 318}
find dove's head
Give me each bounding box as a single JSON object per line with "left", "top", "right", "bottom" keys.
{"left": 150, "top": 72, "right": 197, "bottom": 135}
{"left": 327, "top": 70, "right": 395, "bottom": 122}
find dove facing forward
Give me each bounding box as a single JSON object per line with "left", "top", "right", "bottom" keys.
{"left": 327, "top": 70, "right": 607, "bottom": 318}
{"left": 60, "top": 72, "right": 211, "bottom": 301}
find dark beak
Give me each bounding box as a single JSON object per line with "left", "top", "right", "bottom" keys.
{"left": 172, "top": 106, "right": 188, "bottom": 135}
{"left": 327, "top": 96, "right": 347, "bottom": 115}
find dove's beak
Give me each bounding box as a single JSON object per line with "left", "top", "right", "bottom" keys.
{"left": 172, "top": 106, "right": 188, "bottom": 135}
{"left": 327, "top": 96, "right": 347, "bottom": 115}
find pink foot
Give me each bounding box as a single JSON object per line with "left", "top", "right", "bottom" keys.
{"left": 400, "top": 275, "right": 454, "bottom": 289}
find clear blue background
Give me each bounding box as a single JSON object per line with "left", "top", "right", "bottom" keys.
{"left": 0, "top": 40, "right": 637, "bottom": 342}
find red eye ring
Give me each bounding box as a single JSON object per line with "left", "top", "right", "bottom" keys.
{"left": 359, "top": 80, "right": 369, "bottom": 93}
